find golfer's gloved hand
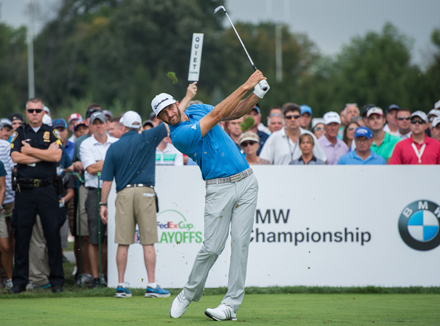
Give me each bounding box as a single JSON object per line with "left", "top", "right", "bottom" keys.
{"left": 253, "top": 80, "right": 270, "bottom": 99}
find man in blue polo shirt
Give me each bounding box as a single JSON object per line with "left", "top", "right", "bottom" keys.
{"left": 99, "top": 111, "right": 170, "bottom": 299}
{"left": 338, "top": 127, "right": 386, "bottom": 165}
{"left": 152, "top": 70, "right": 269, "bottom": 321}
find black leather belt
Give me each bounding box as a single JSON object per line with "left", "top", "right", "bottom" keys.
{"left": 125, "top": 184, "right": 154, "bottom": 189}
{"left": 17, "top": 177, "right": 54, "bottom": 188}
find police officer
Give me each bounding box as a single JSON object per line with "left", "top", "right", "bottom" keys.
{"left": 9, "top": 97, "right": 64, "bottom": 294}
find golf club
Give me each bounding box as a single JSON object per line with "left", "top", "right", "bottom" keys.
{"left": 214, "top": 5, "right": 269, "bottom": 91}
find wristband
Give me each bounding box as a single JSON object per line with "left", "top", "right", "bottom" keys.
{"left": 100, "top": 203, "right": 107, "bottom": 206}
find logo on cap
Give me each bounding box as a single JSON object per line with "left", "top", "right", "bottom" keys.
{"left": 398, "top": 200, "right": 440, "bottom": 251}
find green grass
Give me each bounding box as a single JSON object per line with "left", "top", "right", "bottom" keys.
{"left": 1, "top": 259, "right": 439, "bottom": 325}
{"left": 0, "top": 294, "right": 439, "bottom": 325}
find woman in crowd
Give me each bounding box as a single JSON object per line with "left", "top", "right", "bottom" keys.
{"left": 239, "top": 132, "right": 270, "bottom": 165}
{"left": 343, "top": 121, "right": 360, "bottom": 151}
{"left": 312, "top": 122, "right": 325, "bottom": 139}
{"left": 289, "top": 133, "right": 325, "bottom": 165}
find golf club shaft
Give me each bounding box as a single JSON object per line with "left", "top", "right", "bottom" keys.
{"left": 224, "top": 12, "right": 256, "bottom": 70}
{"left": 223, "top": 12, "right": 268, "bottom": 91}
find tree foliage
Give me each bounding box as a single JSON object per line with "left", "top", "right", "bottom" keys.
{"left": 0, "top": 23, "right": 28, "bottom": 116}
{"left": 1, "top": 1, "right": 439, "bottom": 120}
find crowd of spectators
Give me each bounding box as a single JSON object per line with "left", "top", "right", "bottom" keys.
{"left": 1, "top": 96, "right": 439, "bottom": 293}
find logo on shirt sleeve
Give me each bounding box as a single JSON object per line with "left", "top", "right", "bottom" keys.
{"left": 53, "top": 129, "right": 61, "bottom": 139}
{"left": 11, "top": 131, "right": 18, "bottom": 143}
{"left": 191, "top": 125, "right": 197, "bottom": 130}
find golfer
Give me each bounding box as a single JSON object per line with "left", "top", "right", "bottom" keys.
{"left": 99, "top": 111, "right": 170, "bottom": 298}
{"left": 152, "top": 70, "right": 270, "bottom": 321}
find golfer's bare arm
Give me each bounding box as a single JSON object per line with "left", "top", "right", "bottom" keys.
{"left": 199, "top": 70, "right": 265, "bottom": 137}
{"left": 222, "top": 93, "right": 261, "bottom": 121}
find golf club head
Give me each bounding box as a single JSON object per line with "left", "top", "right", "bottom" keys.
{"left": 214, "top": 6, "right": 226, "bottom": 14}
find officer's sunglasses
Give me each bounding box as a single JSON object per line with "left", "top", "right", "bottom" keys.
{"left": 27, "top": 109, "right": 43, "bottom": 114}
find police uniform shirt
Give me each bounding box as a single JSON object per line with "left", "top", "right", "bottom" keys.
{"left": 10, "top": 124, "right": 62, "bottom": 179}
{"left": 169, "top": 104, "right": 249, "bottom": 180}
{"left": 101, "top": 125, "right": 167, "bottom": 192}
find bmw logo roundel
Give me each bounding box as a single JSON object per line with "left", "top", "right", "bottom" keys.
{"left": 398, "top": 200, "right": 440, "bottom": 251}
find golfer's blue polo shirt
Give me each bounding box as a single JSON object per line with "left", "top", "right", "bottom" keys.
{"left": 169, "top": 104, "right": 249, "bottom": 180}
{"left": 101, "top": 124, "right": 167, "bottom": 192}
{"left": 337, "top": 150, "right": 386, "bottom": 165}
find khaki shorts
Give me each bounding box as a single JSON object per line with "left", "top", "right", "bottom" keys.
{"left": 77, "top": 185, "right": 89, "bottom": 236}
{"left": 115, "top": 186, "right": 157, "bottom": 245}
{"left": 0, "top": 202, "right": 14, "bottom": 238}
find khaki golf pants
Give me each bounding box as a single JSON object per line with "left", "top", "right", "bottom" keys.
{"left": 183, "top": 174, "right": 258, "bottom": 312}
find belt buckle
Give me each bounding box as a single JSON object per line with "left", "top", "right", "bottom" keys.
{"left": 33, "top": 179, "right": 39, "bottom": 188}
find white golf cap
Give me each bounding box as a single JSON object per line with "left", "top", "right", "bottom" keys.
{"left": 121, "top": 111, "right": 142, "bottom": 129}
{"left": 151, "top": 93, "right": 176, "bottom": 116}
{"left": 42, "top": 114, "right": 52, "bottom": 126}
{"left": 434, "top": 100, "right": 440, "bottom": 110}
{"left": 0, "top": 118, "right": 12, "bottom": 128}
{"left": 44, "top": 106, "right": 51, "bottom": 115}
{"left": 427, "top": 109, "right": 440, "bottom": 118}
{"left": 432, "top": 117, "right": 440, "bottom": 128}
{"left": 411, "top": 110, "right": 427, "bottom": 123}
{"left": 323, "top": 111, "right": 341, "bottom": 125}
{"left": 367, "top": 107, "right": 384, "bottom": 118}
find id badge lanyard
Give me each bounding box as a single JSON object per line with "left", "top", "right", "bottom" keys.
{"left": 411, "top": 143, "right": 426, "bottom": 164}
{"left": 285, "top": 130, "right": 298, "bottom": 162}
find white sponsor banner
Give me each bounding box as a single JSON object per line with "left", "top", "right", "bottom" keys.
{"left": 187, "top": 33, "right": 204, "bottom": 81}
{"left": 107, "top": 166, "right": 440, "bottom": 288}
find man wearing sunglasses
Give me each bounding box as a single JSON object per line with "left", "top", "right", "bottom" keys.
{"left": 366, "top": 107, "right": 400, "bottom": 162}
{"left": 396, "top": 108, "right": 412, "bottom": 140}
{"left": 9, "top": 97, "right": 64, "bottom": 294}
{"left": 389, "top": 111, "right": 440, "bottom": 165}
{"left": 260, "top": 104, "right": 326, "bottom": 165}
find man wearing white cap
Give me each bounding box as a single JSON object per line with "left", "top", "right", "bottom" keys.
{"left": 317, "top": 111, "right": 348, "bottom": 164}
{"left": 366, "top": 107, "right": 400, "bottom": 162}
{"left": 389, "top": 111, "right": 440, "bottom": 164}
{"left": 99, "top": 111, "right": 170, "bottom": 299}
{"left": 152, "top": 70, "right": 269, "bottom": 321}
{"left": 430, "top": 117, "right": 440, "bottom": 142}
{"left": 427, "top": 109, "right": 440, "bottom": 137}
{"left": 80, "top": 111, "right": 118, "bottom": 287}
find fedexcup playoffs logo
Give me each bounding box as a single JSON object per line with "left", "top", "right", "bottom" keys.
{"left": 157, "top": 210, "right": 202, "bottom": 244}
{"left": 398, "top": 200, "right": 440, "bottom": 251}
